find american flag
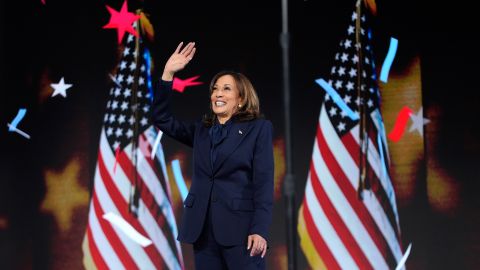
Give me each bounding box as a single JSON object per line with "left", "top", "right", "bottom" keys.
{"left": 82, "top": 21, "right": 184, "bottom": 270}
{"left": 298, "top": 3, "right": 404, "bottom": 269}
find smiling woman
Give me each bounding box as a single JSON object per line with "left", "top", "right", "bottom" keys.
{"left": 204, "top": 71, "right": 261, "bottom": 126}
{"left": 152, "top": 42, "right": 274, "bottom": 270}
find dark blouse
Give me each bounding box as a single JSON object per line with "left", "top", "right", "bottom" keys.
{"left": 209, "top": 118, "right": 233, "bottom": 167}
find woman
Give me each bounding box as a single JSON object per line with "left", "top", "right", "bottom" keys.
{"left": 152, "top": 42, "right": 274, "bottom": 270}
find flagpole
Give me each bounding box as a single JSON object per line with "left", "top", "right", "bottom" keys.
{"left": 129, "top": 10, "right": 144, "bottom": 216}
{"left": 356, "top": 0, "right": 370, "bottom": 198}
{"left": 280, "top": 0, "right": 297, "bottom": 269}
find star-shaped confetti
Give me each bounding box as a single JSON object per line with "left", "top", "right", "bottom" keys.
{"left": 103, "top": 0, "right": 140, "bottom": 44}
{"left": 409, "top": 107, "right": 430, "bottom": 137}
{"left": 51, "top": 77, "right": 73, "bottom": 98}
{"left": 173, "top": 75, "right": 203, "bottom": 93}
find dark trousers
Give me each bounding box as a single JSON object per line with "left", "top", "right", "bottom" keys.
{"left": 193, "top": 201, "right": 265, "bottom": 270}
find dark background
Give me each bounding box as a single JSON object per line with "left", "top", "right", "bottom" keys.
{"left": 1, "top": 0, "right": 480, "bottom": 269}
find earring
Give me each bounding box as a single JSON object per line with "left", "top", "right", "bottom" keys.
{"left": 238, "top": 104, "right": 242, "bottom": 108}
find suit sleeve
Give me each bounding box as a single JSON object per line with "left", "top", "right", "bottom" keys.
{"left": 151, "top": 80, "right": 196, "bottom": 147}
{"left": 249, "top": 120, "right": 274, "bottom": 241}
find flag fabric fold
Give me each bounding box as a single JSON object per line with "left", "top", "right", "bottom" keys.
{"left": 298, "top": 3, "right": 404, "bottom": 269}
{"left": 82, "top": 19, "right": 184, "bottom": 270}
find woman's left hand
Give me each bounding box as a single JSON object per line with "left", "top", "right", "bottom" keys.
{"left": 247, "top": 234, "right": 268, "bottom": 258}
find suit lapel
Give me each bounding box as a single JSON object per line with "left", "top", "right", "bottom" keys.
{"left": 213, "top": 121, "right": 253, "bottom": 174}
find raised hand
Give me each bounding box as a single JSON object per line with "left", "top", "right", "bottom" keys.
{"left": 162, "top": 42, "right": 196, "bottom": 81}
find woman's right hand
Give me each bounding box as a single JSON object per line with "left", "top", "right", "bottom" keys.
{"left": 162, "top": 42, "right": 196, "bottom": 81}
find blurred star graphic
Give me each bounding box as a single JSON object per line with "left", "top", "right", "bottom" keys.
{"left": 409, "top": 107, "right": 430, "bottom": 137}
{"left": 103, "top": 0, "right": 140, "bottom": 44}
{"left": 41, "top": 159, "right": 89, "bottom": 232}
{"left": 50, "top": 77, "right": 73, "bottom": 98}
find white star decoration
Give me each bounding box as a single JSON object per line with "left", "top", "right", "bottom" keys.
{"left": 51, "top": 77, "right": 73, "bottom": 98}
{"left": 409, "top": 107, "right": 430, "bottom": 137}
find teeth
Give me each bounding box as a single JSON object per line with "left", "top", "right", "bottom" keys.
{"left": 215, "top": 101, "right": 226, "bottom": 107}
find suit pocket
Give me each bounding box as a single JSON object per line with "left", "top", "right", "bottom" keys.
{"left": 231, "top": 199, "right": 254, "bottom": 212}
{"left": 184, "top": 193, "right": 195, "bottom": 208}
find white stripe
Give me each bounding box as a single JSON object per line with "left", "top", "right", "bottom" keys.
{"left": 319, "top": 106, "right": 403, "bottom": 262}
{"left": 350, "top": 125, "right": 400, "bottom": 224}
{"left": 99, "top": 130, "right": 181, "bottom": 270}
{"left": 146, "top": 127, "right": 170, "bottom": 194}
{"left": 127, "top": 141, "right": 178, "bottom": 237}
{"left": 361, "top": 189, "right": 403, "bottom": 261}
{"left": 137, "top": 200, "right": 181, "bottom": 270}
{"left": 128, "top": 144, "right": 184, "bottom": 269}
{"left": 318, "top": 106, "right": 359, "bottom": 186}
{"left": 123, "top": 140, "right": 180, "bottom": 242}
{"left": 93, "top": 167, "right": 157, "bottom": 269}
{"left": 145, "top": 127, "right": 184, "bottom": 267}
{"left": 88, "top": 200, "right": 125, "bottom": 270}
{"left": 313, "top": 141, "right": 389, "bottom": 269}
{"left": 305, "top": 176, "right": 358, "bottom": 270}
{"left": 99, "top": 133, "right": 131, "bottom": 198}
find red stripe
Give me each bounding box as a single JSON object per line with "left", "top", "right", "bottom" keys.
{"left": 317, "top": 126, "right": 398, "bottom": 268}
{"left": 97, "top": 150, "right": 164, "bottom": 269}
{"left": 92, "top": 192, "right": 139, "bottom": 270}
{"left": 342, "top": 132, "right": 401, "bottom": 239}
{"left": 138, "top": 134, "right": 164, "bottom": 186}
{"left": 117, "top": 151, "right": 168, "bottom": 229}
{"left": 310, "top": 162, "right": 373, "bottom": 269}
{"left": 303, "top": 197, "right": 341, "bottom": 270}
{"left": 138, "top": 134, "right": 182, "bottom": 269}
{"left": 87, "top": 225, "right": 109, "bottom": 270}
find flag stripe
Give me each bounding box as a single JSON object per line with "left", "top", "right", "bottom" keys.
{"left": 342, "top": 132, "right": 402, "bottom": 248}
{"left": 315, "top": 120, "right": 396, "bottom": 268}
{"left": 116, "top": 150, "right": 178, "bottom": 247}
{"left": 91, "top": 191, "right": 140, "bottom": 270}
{"left": 350, "top": 125, "right": 400, "bottom": 225}
{"left": 94, "top": 165, "right": 160, "bottom": 269}
{"left": 305, "top": 176, "right": 358, "bottom": 269}
{"left": 320, "top": 106, "right": 402, "bottom": 263}
{"left": 86, "top": 224, "right": 109, "bottom": 270}
{"left": 312, "top": 139, "right": 389, "bottom": 269}
{"left": 298, "top": 206, "right": 328, "bottom": 270}
{"left": 130, "top": 139, "right": 185, "bottom": 268}
{"left": 98, "top": 132, "right": 180, "bottom": 270}
{"left": 97, "top": 150, "right": 164, "bottom": 269}
{"left": 138, "top": 133, "right": 171, "bottom": 200}
{"left": 88, "top": 200, "right": 125, "bottom": 270}
{"left": 302, "top": 195, "right": 342, "bottom": 270}
{"left": 120, "top": 146, "right": 171, "bottom": 231}
{"left": 309, "top": 160, "right": 375, "bottom": 269}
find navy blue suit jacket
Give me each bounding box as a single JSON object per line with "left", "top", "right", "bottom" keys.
{"left": 152, "top": 80, "right": 274, "bottom": 246}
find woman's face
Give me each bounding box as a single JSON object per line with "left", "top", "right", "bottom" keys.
{"left": 211, "top": 75, "right": 242, "bottom": 123}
